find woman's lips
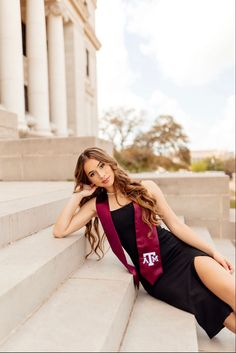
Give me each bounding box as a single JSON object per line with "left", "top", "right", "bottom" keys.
{"left": 102, "top": 176, "right": 110, "bottom": 184}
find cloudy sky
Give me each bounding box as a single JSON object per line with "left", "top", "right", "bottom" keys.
{"left": 96, "top": 0, "right": 235, "bottom": 152}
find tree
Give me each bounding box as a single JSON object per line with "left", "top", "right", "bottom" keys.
{"left": 191, "top": 160, "right": 209, "bottom": 172}
{"left": 176, "top": 146, "right": 191, "bottom": 167}
{"left": 99, "top": 107, "right": 144, "bottom": 151}
{"left": 114, "top": 146, "right": 158, "bottom": 173}
{"left": 223, "top": 158, "right": 236, "bottom": 178}
{"left": 134, "top": 115, "right": 190, "bottom": 169}
{"left": 191, "top": 156, "right": 236, "bottom": 177}
{"left": 99, "top": 109, "right": 190, "bottom": 172}
{"left": 135, "top": 115, "right": 189, "bottom": 152}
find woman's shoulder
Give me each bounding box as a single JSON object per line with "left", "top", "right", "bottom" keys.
{"left": 81, "top": 196, "right": 97, "bottom": 213}
{"left": 141, "top": 179, "right": 159, "bottom": 189}
{"left": 140, "top": 179, "right": 163, "bottom": 196}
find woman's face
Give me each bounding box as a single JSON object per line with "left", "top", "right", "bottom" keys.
{"left": 84, "top": 158, "right": 115, "bottom": 188}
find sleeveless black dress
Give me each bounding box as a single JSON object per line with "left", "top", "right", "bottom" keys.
{"left": 110, "top": 202, "right": 233, "bottom": 339}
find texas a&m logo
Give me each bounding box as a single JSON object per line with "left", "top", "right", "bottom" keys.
{"left": 142, "top": 252, "right": 159, "bottom": 266}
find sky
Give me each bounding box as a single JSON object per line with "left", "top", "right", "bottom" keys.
{"left": 96, "top": 0, "right": 235, "bottom": 153}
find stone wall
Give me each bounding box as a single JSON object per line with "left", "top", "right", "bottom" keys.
{"left": 0, "top": 136, "right": 112, "bottom": 180}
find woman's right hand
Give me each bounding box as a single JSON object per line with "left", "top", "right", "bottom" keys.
{"left": 73, "top": 183, "right": 97, "bottom": 198}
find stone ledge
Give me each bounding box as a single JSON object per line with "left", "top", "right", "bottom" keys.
{"left": 0, "top": 137, "right": 113, "bottom": 180}
{"left": 0, "top": 110, "right": 19, "bottom": 139}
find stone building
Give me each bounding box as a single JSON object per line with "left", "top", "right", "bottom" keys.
{"left": 0, "top": 0, "right": 100, "bottom": 139}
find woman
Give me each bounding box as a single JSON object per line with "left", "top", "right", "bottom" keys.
{"left": 53, "top": 147, "right": 235, "bottom": 339}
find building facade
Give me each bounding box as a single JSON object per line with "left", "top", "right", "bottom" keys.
{"left": 0, "top": 0, "right": 100, "bottom": 138}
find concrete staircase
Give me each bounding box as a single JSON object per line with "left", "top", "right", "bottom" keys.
{"left": 0, "top": 182, "right": 235, "bottom": 352}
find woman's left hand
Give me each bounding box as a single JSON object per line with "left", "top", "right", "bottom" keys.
{"left": 212, "top": 250, "right": 234, "bottom": 274}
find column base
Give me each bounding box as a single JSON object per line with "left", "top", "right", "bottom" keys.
{"left": 27, "top": 129, "right": 54, "bottom": 138}
{"left": 18, "top": 122, "right": 30, "bottom": 137}
{"left": 50, "top": 122, "right": 69, "bottom": 137}
{"left": 54, "top": 131, "right": 69, "bottom": 137}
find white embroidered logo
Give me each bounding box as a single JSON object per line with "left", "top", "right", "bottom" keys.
{"left": 143, "top": 252, "right": 159, "bottom": 266}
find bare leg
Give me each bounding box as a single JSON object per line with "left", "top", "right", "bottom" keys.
{"left": 194, "top": 256, "right": 236, "bottom": 334}
{"left": 223, "top": 312, "right": 236, "bottom": 333}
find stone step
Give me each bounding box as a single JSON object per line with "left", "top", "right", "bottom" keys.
{"left": 191, "top": 227, "right": 235, "bottom": 267}
{"left": 195, "top": 238, "right": 235, "bottom": 353}
{"left": 186, "top": 227, "right": 236, "bottom": 352}
{"left": 224, "top": 209, "right": 235, "bottom": 241}
{"left": 196, "top": 320, "right": 235, "bottom": 352}
{"left": 229, "top": 209, "right": 235, "bottom": 223}
{"left": 119, "top": 287, "right": 198, "bottom": 352}
{"left": 0, "top": 189, "right": 72, "bottom": 248}
{"left": 214, "top": 238, "right": 235, "bottom": 267}
{"left": 0, "top": 227, "right": 85, "bottom": 344}
{"left": 0, "top": 250, "right": 137, "bottom": 352}
{"left": 190, "top": 226, "right": 215, "bottom": 247}
{"left": 160, "top": 215, "right": 185, "bottom": 230}
{"left": 0, "top": 182, "right": 73, "bottom": 203}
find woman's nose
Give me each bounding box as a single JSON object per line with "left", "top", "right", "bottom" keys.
{"left": 97, "top": 170, "right": 105, "bottom": 179}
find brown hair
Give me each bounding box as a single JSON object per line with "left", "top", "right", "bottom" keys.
{"left": 74, "top": 147, "right": 161, "bottom": 260}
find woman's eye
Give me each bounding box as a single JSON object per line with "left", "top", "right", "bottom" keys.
{"left": 90, "top": 172, "right": 95, "bottom": 177}
{"left": 100, "top": 163, "right": 105, "bottom": 168}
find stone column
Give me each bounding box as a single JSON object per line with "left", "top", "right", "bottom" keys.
{"left": 0, "top": 0, "right": 28, "bottom": 134}
{"left": 47, "top": 2, "right": 68, "bottom": 136}
{"left": 26, "top": 0, "right": 52, "bottom": 136}
{"left": 74, "top": 26, "right": 86, "bottom": 136}
{"left": 92, "top": 52, "right": 98, "bottom": 135}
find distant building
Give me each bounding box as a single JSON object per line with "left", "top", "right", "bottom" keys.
{"left": 0, "top": 0, "right": 100, "bottom": 138}
{"left": 191, "top": 150, "right": 234, "bottom": 162}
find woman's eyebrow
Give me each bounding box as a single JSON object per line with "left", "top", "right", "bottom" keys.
{"left": 88, "top": 161, "right": 101, "bottom": 176}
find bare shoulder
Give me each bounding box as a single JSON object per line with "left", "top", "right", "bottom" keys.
{"left": 80, "top": 196, "right": 97, "bottom": 215}
{"left": 141, "top": 179, "right": 162, "bottom": 195}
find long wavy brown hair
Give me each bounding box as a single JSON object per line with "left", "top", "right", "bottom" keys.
{"left": 74, "top": 147, "right": 162, "bottom": 260}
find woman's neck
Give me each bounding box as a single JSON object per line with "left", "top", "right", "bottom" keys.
{"left": 107, "top": 191, "right": 116, "bottom": 195}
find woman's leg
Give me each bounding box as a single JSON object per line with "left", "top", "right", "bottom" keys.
{"left": 223, "top": 312, "right": 236, "bottom": 333}
{"left": 194, "top": 256, "right": 236, "bottom": 333}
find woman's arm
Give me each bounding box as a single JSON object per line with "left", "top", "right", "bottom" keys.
{"left": 141, "top": 180, "right": 233, "bottom": 273}
{"left": 52, "top": 186, "right": 97, "bottom": 238}
{"left": 141, "top": 179, "right": 216, "bottom": 256}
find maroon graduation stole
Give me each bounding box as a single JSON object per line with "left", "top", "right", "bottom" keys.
{"left": 96, "top": 194, "right": 163, "bottom": 288}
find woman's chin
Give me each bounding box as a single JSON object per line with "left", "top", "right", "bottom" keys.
{"left": 103, "top": 182, "right": 114, "bottom": 189}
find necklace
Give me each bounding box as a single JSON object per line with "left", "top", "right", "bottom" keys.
{"left": 107, "top": 191, "right": 116, "bottom": 195}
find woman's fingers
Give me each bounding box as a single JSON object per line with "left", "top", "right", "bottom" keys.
{"left": 73, "top": 183, "right": 97, "bottom": 196}
{"left": 226, "top": 259, "right": 234, "bottom": 274}
{"left": 213, "top": 251, "right": 234, "bottom": 274}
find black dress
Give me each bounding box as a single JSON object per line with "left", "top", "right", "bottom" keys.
{"left": 110, "top": 202, "right": 233, "bottom": 339}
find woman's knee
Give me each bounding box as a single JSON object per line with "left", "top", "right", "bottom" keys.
{"left": 224, "top": 312, "right": 236, "bottom": 334}
{"left": 194, "top": 255, "right": 235, "bottom": 309}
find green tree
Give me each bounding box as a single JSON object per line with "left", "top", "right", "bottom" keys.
{"left": 191, "top": 157, "right": 224, "bottom": 173}
{"left": 114, "top": 146, "right": 158, "bottom": 173}
{"left": 134, "top": 115, "right": 190, "bottom": 170}
{"left": 191, "top": 160, "right": 209, "bottom": 172}
{"left": 99, "top": 110, "right": 190, "bottom": 172}
{"left": 135, "top": 115, "right": 189, "bottom": 155}
{"left": 223, "top": 158, "right": 236, "bottom": 178}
